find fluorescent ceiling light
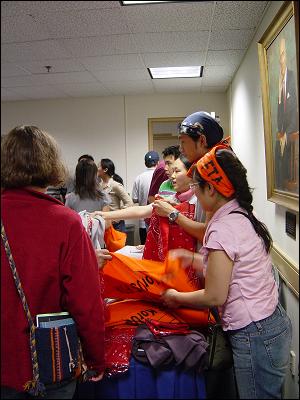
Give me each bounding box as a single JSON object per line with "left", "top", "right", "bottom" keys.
{"left": 121, "top": 1, "right": 179, "bottom": 5}
{"left": 148, "top": 66, "right": 203, "bottom": 79}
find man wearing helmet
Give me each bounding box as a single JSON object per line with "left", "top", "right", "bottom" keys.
{"left": 178, "top": 111, "right": 224, "bottom": 164}
{"left": 153, "top": 111, "right": 226, "bottom": 244}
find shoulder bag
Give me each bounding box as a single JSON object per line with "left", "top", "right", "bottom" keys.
{"left": 1, "top": 221, "right": 82, "bottom": 397}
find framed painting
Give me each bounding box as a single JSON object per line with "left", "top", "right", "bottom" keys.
{"left": 258, "top": 1, "right": 299, "bottom": 211}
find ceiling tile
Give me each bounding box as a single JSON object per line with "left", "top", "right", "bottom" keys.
{"left": 58, "top": 82, "right": 111, "bottom": 97}
{"left": 105, "top": 80, "right": 154, "bottom": 95}
{"left": 80, "top": 54, "right": 144, "bottom": 71}
{"left": 206, "top": 50, "right": 245, "bottom": 67}
{"left": 60, "top": 35, "right": 138, "bottom": 57}
{"left": 92, "top": 69, "right": 150, "bottom": 82}
{"left": 2, "top": 71, "right": 96, "bottom": 87}
{"left": 203, "top": 66, "right": 235, "bottom": 79}
{"left": 1, "top": 1, "right": 120, "bottom": 17}
{"left": 39, "top": 8, "right": 130, "bottom": 39}
{"left": 16, "top": 59, "right": 86, "bottom": 74}
{"left": 153, "top": 77, "right": 202, "bottom": 93}
{"left": 122, "top": 2, "right": 213, "bottom": 33}
{"left": 142, "top": 52, "right": 205, "bottom": 67}
{"left": 209, "top": 29, "right": 255, "bottom": 50}
{"left": 1, "top": 40, "right": 73, "bottom": 63}
{"left": 1, "top": 87, "right": 30, "bottom": 101}
{"left": 133, "top": 31, "right": 209, "bottom": 53}
{"left": 1, "top": 14, "right": 50, "bottom": 43}
{"left": 1, "top": 63, "right": 31, "bottom": 77}
{"left": 3, "top": 85, "right": 69, "bottom": 100}
{"left": 212, "top": 1, "right": 268, "bottom": 30}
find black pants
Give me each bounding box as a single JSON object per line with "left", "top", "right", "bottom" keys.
{"left": 139, "top": 228, "right": 147, "bottom": 245}
{"left": 1, "top": 379, "right": 77, "bottom": 399}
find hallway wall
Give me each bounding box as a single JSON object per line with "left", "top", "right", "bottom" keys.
{"left": 228, "top": 1, "right": 299, "bottom": 398}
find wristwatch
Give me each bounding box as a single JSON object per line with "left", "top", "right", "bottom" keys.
{"left": 168, "top": 210, "right": 180, "bottom": 223}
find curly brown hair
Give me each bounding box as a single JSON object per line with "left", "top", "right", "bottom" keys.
{"left": 1, "top": 125, "right": 67, "bottom": 189}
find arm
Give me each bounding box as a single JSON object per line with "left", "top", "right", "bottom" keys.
{"left": 161, "top": 250, "right": 233, "bottom": 308}
{"left": 92, "top": 204, "right": 153, "bottom": 221}
{"left": 152, "top": 199, "right": 208, "bottom": 242}
{"left": 61, "top": 222, "right": 105, "bottom": 375}
{"left": 114, "top": 184, "right": 134, "bottom": 208}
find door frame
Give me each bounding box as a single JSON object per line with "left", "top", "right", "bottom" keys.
{"left": 148, "top": 117, "right": 184, "bottom": 150}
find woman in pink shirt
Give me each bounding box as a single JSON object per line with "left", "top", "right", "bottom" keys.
{"left": 161, "top": 145, "right": 292, "bottom": 399}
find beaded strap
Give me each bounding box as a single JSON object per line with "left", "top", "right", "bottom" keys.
{"left": 1, "top": 221, "right": 45, "bottom": 396}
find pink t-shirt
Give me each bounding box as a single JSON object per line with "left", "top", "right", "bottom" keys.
{"left": 200, "top": 199, "right": 278, "bottom": 331}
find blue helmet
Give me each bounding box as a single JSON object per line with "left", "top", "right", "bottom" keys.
{"left": 179, "top": 111, "right": 224, "bottom": 148}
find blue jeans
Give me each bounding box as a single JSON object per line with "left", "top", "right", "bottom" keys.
{"left": 228, "top": 303, "right": 292, "bottom": 399}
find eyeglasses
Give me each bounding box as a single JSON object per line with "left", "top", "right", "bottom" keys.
{"left": 189, "top": 182, "right": 201, "bottom": 190}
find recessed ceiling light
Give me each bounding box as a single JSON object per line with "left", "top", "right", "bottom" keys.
{"left": 148, "top": 66, "right": 203, "bottom": 79}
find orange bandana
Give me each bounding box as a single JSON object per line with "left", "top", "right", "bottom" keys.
{"left": 195, "top": 144, "right": 235, "bottom": 198}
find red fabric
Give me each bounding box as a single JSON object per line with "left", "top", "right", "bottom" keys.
{"left": 104, "top": 326, "right": 136, "bottom": 377}
{"left": 1, "top": 188, "right": 106, "bottom": 392}
{"left": 143, "top": 201, "right": 196, "bottom": 262}
{"left": 148, "top": 161, "right": 168, "bottom": 197}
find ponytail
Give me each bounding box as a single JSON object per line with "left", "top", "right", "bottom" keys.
{"left": 216, "top": 150, "right": 272, "bottom": 253}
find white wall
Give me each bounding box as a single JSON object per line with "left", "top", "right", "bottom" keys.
{"left": 1, "top": 92, "right": 228, "bottom": 194}
{"left": 228, "top": 1, "right": 299, "bottom": 398}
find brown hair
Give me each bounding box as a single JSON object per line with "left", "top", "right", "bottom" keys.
{"left": 75, "top": 159, "right": 103, "bottom": 200}
{"left": 1, "top": 125, "right": 67, "bottom": 188}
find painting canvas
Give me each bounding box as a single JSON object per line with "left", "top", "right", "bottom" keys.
{"left": 258, "top": 1, "right": 299, "bottom": 211}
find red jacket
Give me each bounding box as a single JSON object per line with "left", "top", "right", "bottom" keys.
{"left": 1, "top": 188, "right": 105, "bottom": 392}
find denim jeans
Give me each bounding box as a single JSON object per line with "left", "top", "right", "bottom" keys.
{"left": 112, "top": 220, "right": 126, "bottom": 233}
{"left": 228, "top": 303, "right": 292, "bottom": 399}
{"left": 1, "top": 379, "right": 77, "bottom": 399}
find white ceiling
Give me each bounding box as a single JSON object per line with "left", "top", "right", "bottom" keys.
{"left": 1, "top": 0, "right": 269, "bottom": 102}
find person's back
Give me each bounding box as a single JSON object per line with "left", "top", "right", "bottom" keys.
{"left": 97, "top": 158, "right": 133, "bottom": 232}
{"left": 132, "top": 151, "right": 159, "bottom": 244}
{"left": 65, "top": 158, "right": 111, "bottom": 213}
{"left": 1, "top": 126, "right": 105, "bottom": 398}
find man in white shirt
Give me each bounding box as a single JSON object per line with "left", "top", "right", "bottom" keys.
{"left": 132, "top": 151, "right": 159, "bottom": 244}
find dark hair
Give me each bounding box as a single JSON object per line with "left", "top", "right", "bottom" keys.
{"left": 179, "top": 154, "right": 192, "bottom": 171}
{"left": 162, "top": 145, "right": 180, "bottom": 159}
{"left": 100, "top": 158, "right": 124, "bottom": 185}
{"left": 1, "top": 125, "right": 67, "bottom": 189}
{"left": 194, "top": 149, "right": 273, "bottom": 253}
{"left": 75, "top": 159, "right": 103, "bottom": 200}
{"left": 78, "top": 154, "right": 94, "bottom": 162}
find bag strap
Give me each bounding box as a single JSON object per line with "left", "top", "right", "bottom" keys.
{"left": 1, "top": 220, "right": 45, "bottom": 396}
{"left": 208, "top": 306, "right": 221, "bottom": 324}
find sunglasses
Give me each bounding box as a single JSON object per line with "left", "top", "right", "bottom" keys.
{"left": 178, "top": 123, "right": 204, "bottom": 137}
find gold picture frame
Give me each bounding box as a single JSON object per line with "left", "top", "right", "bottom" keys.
{"left": 258, "top": 1, "right": 299, "bottom": 211}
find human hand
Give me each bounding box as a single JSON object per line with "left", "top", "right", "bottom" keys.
{"left": 84, "top": 370, "right": 105, "bottom": 382}
{"left": 161, "top": 289, "right": 180, "bottom": 308}
{"left": 168, "top": 249, "right": 203, "bottom": 272}
{"left": 168, "top": 249, "right": 195, "bottom": 269}
{"left": 95, "top": 248, "right": 112, "bottom": 269}
{"left": 152, "top": 199, "right": 176, "bottom": 217}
